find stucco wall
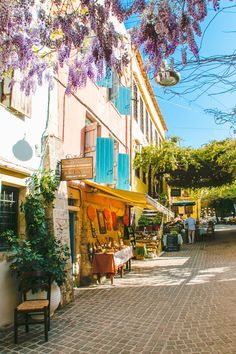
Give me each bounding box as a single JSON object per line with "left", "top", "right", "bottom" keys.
{"left": 0, "top": 85, "right": 49, "bottom": 171}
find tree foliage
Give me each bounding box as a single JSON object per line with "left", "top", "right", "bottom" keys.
{"left": 201, "top": 182, "right": 236, "bottom": 204}
{"left": 0, "top": 0, "right": 232, "bottom": 94}
{"left": 134, "top": 138, "right": 236, "bottom": 188}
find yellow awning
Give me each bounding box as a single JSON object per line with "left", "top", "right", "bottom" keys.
{"left": 81, "top": 180, "right": 174, "bottom": 217}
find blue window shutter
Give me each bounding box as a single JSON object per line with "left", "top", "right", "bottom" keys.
{"left": 114, "top": 87, "right": 131, "bottom": 115}
{"left": 117, "top": 153, "right": 130, "bottom": 190}
{"left": 97, "top": 67, "right": 112, "bottom": 88}
{"left": 96, "top": 137, "right": 114, "bottom": 184}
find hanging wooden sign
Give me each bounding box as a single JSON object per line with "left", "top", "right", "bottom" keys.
{"left": 61, "top": 157, "right": 93, "bottom": 180}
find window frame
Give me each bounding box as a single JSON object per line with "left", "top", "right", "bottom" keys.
{"left": 0, "top": 184, "right": 19, "bottom": 250}
{"left": 0, "top": 71, "right": 32, "bottom": 117}
{"left": 133, "top": 81, "right": 138, "bottom": 122}
{"left": 140, "top": 97, "right": 144, "bottom": 133}
{"left": 145, "top": 109, "right": 149, "bottom": 141}
{"left": 150, "top": 119, "right": 153, "bottom": 143}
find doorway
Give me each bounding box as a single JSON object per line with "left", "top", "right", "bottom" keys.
{"left": 69, "top": 211, "right": 76, "bottom": 275}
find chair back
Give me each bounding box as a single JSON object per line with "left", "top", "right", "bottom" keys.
{"left": 18, "top": 271, "right": 52, "bottom": 303}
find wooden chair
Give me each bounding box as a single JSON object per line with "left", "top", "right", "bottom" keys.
{"left": 14, "top": 271, "right": 51, "bottom": 344}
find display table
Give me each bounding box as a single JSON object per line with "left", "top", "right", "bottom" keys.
{"left": 92, "top": 246, "right": 133, "bottom": 284}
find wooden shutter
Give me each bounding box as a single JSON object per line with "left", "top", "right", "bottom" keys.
{"left": 1, "top": 77, "right": 11, "bottom": 107}
{"left": 84, "top": 122, "right": 97, "bottom": 153}
{"left": 80, "top": 127, "right": 86, "bottom": 156}
{"left": 11, "top": 70, "right": 32, "bottom": 117}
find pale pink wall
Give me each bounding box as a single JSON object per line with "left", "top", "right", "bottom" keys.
{"left": 58, "top": 78, "right": 129, "bottom": 157}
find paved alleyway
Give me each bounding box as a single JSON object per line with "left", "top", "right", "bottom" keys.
{"left": 1, "top": 225, "right": 236, "bottom": 354}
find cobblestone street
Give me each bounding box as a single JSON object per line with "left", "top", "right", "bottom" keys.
{"left": 1, "top": 225, "right": 236, "bottom": 354}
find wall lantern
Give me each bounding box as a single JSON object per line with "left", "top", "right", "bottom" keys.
{"left": 154, "top": 61, "right": 180, "bottom": 87}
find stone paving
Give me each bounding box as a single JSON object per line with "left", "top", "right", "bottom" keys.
{"left": 1, "top": 225, "right": 236, "bottom": 354}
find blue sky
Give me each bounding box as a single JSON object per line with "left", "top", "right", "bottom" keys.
{"left": 125, "top": 3, "right": 236, "bottom": 148}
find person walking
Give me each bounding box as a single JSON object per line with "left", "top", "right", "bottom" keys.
{"left": 185, "top": 213, "right": 196, "bottom": 244}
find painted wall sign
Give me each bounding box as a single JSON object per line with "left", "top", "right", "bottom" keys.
{"left": 61, "top": 157, "right": 93, "bottom": 180}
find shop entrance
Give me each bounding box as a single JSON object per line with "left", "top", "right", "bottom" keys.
{"left": 69, "top": 211, "right": 76, "bottom": 275}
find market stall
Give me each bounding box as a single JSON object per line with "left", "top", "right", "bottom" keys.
{"left": 92, "top": 246, "right": 133, "bottom": 284}
{"left": 68, "top": 180, "right": 174, "bottom": 285}
{"left": 134, "top": 231, "right": 162, "bottom": 259}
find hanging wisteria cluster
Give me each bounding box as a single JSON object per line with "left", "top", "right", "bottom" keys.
{"left": 0, "top": 0, "right": 232, "bottom": 94}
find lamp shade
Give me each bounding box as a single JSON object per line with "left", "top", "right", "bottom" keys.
{"left": 155, "top": 69, "right": 180, "bottom": 87}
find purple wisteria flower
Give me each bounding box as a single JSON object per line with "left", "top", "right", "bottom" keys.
{"left": 0, "top": 0, "right": 231, "bottom": 94}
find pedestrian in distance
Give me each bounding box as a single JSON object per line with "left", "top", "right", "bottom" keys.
{"left": 185, "top": 213, "right": 196, "bottom": 244}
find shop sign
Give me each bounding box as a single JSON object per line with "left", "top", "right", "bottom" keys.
{"left": 61, "top": 157, "right": 93, "bottom": 180}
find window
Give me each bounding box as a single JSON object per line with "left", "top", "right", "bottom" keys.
{"left": 142, "top": 170, "right": 146, "bottom": 184}
{"left": 150, "top": 119, "right": 153, "bottom": 142}
{"left": 185, "top": 206, "right": 193, "bottom": 214}
{"left": 133, "top": 82, "right": 138, "bottom": 121}
{"left": 145, "top": 109, "right": 149, "bottom": 141}
{"left": 140, "top": 98, "right": 144, "bottom": 132}
{"left": 85, "top": 123, "right": 97, "bottom": 153}
{"left": 109, "top": 71, "right": 119, "bottom": 101}
{"left": 0, "top": 70, "right": 32, "bottom": 117}
{"left": 80, "top": 116, "right": 101, "bottom": 163}
{"left": 135, "top": 167, "right": 140, "bottom": 178}
{"left": 155, "top": 130, "right": 158, "bottom": 146}
{"left": 0, "top": 185, "right": 19, "bottom": 249}
{"left": 83, "top": 118, "right": 100, "bottom": 155}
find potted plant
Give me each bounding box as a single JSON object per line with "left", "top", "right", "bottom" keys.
{"left": 6, "top": 171, "right": 70, "bottom": 315}
{"left": 137, "top": 215, "right": 149, "bottom": 231}
{"left": 151, "top": 213, "right": 162, "bottom": 231}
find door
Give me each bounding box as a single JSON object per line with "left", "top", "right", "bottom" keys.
{"left": 69, "top": 211, "right": 76, "bottom": 274}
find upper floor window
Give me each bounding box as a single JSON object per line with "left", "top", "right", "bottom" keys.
{"left": 133, "top": 82, "right": 138, "bottom": 122}
{"left": 109, "top": 71, "right": 119, "bottom": 101}
{"left": 140, "top": 98, "right": 144, "bottom": 133}
{"left": 155, "top": 130, "right": 158, "bottom": 146}
{"left": 150, "top": 119, "right": 153, "bottom": 143}
{"left": 81, "top": 116, "right": 101, "bottom": 157}
{"left": 145, "top": 109, "right": 149, "bottom": 141}
{"left": 0, "top": 71, "right": 32, "bottom": 117}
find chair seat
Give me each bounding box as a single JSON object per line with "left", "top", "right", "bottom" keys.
{"left": 17, "top": 300, "right": 49, "bottom": 311}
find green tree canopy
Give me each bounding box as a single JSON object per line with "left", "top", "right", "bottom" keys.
{"left": 134, "top": 138, "right": 236, "bottom": 188}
